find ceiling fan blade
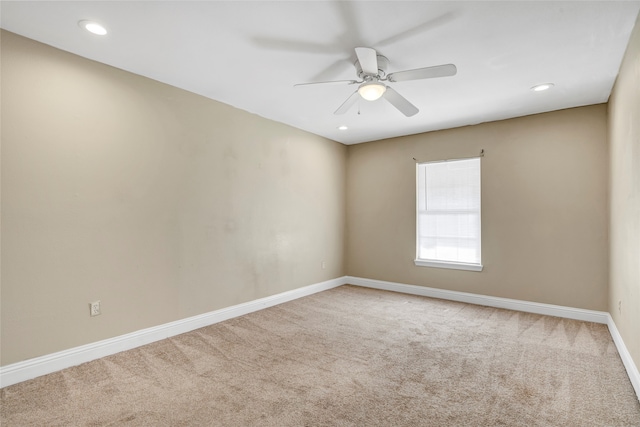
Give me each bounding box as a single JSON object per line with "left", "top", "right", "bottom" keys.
{"left": 374, "top": 12, "right": 456, "bottom": 48}
{"left": 355, "top": 47, "right": 379, "bottom": 75}
{"left": 251, "top": 36, "right": 341, "bottom": 54}
{"left": 383, "top": 86, "right": 419, "bottom": 117}
{"left": 309, "top": 58, "right": 353, "bottom": 82}
{"left": 334, "top": 91, "right": 360, "bottom": 115}
{"left": 387, "top": 64, "right": 457, "bottom": 82}
{"left": 294, "top": 80, "right": 358, "bottom": 88}
{"left": 335, "top": 1, "right": 363, "bottom": 48}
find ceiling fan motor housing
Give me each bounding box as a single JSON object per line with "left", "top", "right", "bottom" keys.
{"left": 355, "top": 55, "right": 389, "bottom": 79}
{"left": 297, "top": 46, "right": 455, "bottom": 117}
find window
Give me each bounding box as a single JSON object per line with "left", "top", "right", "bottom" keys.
{"left": 415, "top": 157, "right": 482, "bottom": 271}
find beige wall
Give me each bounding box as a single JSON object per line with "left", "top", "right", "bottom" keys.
{"left": 0, "top": 31, "right": 346, "bottom": 365}
{"left": 609, "top": 12, "right": 640, "bottom": 375}
{"left": 346, "top": 105, "right": 609, "bottom": 311}
{"left": 1, "top": 23, "right": 633, "bottom": 371}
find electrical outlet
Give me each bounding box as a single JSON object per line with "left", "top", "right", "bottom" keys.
{"left": 321, "top": 261, "right": 326, "bottom": 269}
{"left": 90, "top": 300, "right": 101, "bottom": 317}
{"left": 618, "top": 300, "right": 622, "bottom": 314}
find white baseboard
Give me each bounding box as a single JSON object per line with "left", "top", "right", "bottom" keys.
{"left": 607, "top": 314, "right": 640, "bottom": 401}
{"left": 346, "top": 276, "right": 609, "bottom": 324}
{"left": 0, "top": 277, "right": 344, "bottom": 388}
{"left": 3, "top": 274, "right": 638, "bottom": 404}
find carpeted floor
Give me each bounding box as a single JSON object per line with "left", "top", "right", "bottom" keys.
{"left": 1, "top": 285, "right": 639, "bottom": 426}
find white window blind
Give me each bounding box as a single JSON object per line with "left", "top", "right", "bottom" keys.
{"left": 416, "top": 157, "right": 482, "bottom": 271}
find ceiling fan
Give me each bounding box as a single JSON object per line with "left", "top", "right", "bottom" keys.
{"left": 295, "top": 47, "right": 457, "bottom": 117}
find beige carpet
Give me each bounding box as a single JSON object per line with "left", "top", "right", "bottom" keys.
{"left": 1, "top": 285, "right": 639, "bottom": 426}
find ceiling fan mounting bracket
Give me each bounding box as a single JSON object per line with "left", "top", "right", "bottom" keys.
{"left": 355, "top": 55, "right": 389, "bottom": 79}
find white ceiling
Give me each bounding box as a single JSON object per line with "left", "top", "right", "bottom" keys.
{"left": 2, "top": 1, "right": 639, "bottom": 145}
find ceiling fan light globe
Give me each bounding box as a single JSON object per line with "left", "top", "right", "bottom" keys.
{"left": 358, "top": 82, "right": 386, "bottom": 101}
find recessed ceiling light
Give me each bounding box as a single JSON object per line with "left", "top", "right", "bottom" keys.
{"left": 531, "top": 83, "right": 554, "bottom": 92}
{"left": 338, "top": 125, "right": 348, "bottom": 131}
{"left": 78, "top": 20, "right": 107, "bottom": 36}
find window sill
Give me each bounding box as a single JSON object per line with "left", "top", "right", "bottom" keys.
{"left": 414, "top": 259, "right": 483, "bottom": 272}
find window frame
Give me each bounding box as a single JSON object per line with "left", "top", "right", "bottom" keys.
{"left": 414, "top": 157, "right": 483, "bottom": 272}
